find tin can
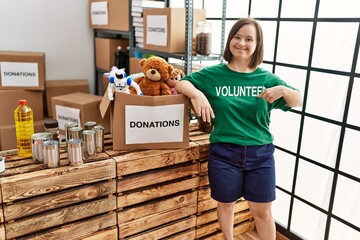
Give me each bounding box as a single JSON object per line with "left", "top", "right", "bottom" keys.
{"left": 93, "top": 125, "right": 104, "bottom": 153}
{"left": 82, "top": 130, "right": 96, "bottom": 159}
{"left": 84, "top": 121, "right": 97, "bottom": 130}
{"left": 64, "top": 122, "right": 78, "bottom": 142}
{"left": 67, "top": 138, "right": 83, "bottom": 166}
{"left": 68, "top": 126, "right": 83, "bottom": 140}
{"left": 43, "top": 140, "right": 60, "bottom": 168}
{"left": 31, "top": 132, "right": 52, "bottom": 163}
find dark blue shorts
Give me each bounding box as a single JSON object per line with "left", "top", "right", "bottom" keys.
{"left": 208, "top": 142, "right": 276, "bottom": 203}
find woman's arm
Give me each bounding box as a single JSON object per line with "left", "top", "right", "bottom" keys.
{"left": 175, "top": 80, "right": 215, "bottom": 123}
{"left": 258, "top": 86, "right": 303, "bottom": 107}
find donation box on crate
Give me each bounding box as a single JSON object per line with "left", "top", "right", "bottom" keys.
{"left": 100, "top": 92, "right": 189, "bottom": 150}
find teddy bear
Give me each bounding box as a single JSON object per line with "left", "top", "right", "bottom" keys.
{"left": 165, "top": 68, "right": 185, "bottom": 95}
{"left": 130, "top": 56, "right": 173, "bottom": 96}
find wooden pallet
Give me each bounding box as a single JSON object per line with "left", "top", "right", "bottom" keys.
{"left": 114, "top": 143, "right": 200, "bottom": 239}
{"left": 0, "top": 145, "right": 117, "bottom": 239}
{"left": 0, "top": 189, "right": 4, "bottom": 240}
{"left": 0, "top": 127, "right": 256, "bottom": 239}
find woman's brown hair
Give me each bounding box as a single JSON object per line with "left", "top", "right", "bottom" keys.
{"left": 223, "top": 18, "right": 264, "bottom": 69}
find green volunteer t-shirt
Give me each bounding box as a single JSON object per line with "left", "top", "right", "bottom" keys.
{"left": 182, "top": 63, "right": 295, "bottom": 146}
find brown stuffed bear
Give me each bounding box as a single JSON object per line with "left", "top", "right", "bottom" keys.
{"left": 166, "top": 68, "right": 185, "bottom": 95}
{"left": 130, "top": 56, "right": 173, "bottom": 96}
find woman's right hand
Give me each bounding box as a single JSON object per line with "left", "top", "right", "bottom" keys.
{"left": 192, "top": 92, "right": 215, "bottom": 123}
{"left": 175, "top": 80, "right": 215, "bottom": 123}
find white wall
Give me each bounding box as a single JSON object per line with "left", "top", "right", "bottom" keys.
{"left": 0, "top": 0, "right": 95, "bottom": 93}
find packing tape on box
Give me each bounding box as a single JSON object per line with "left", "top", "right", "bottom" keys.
{"left": 0, "top": 156, "right": 5, "bottom": 172}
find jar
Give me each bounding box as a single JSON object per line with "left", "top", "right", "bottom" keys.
{"left": 196, "top": 22, "right": 212, "bottom": 56}
{"left": 44, "top": 118, "right": 60, "bottom": 142}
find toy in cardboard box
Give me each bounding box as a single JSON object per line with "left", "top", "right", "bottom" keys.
{"left": 105, "top": 66, "right": 143, "bottom": 101}
{"left": 129, "top": 56, "right": 173, "bottom": 96}
{"left": 166, "top": 68, "right": 185, "bottom": 95}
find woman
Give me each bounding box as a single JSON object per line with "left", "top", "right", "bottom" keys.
{"left": 176, "top": 18, "right": 302, "bottom": 240}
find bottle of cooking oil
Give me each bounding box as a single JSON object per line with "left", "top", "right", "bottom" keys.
{"left": 14, "top": 99, "right": 34, "bottom": 157}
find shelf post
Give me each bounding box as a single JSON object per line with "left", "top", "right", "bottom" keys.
{"left": 184, "top": 0, "right": 193, "bottom": 75}
{"left": 220, "top": 0, "right": 227, "bottom": 63}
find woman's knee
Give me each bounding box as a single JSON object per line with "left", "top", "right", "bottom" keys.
{"left": 248, "top": 202, "right": 273, "bottom": 220}
{"left": 218, "top": 201, "right": 236, "bottom": 210}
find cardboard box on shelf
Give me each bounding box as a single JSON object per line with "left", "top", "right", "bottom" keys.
{"left": 52, "top": 92, "right": 110, "bottom": 134}
{"left": 0, "top": 89, "right": 44, "bottom": 126}
{"left": 0, "top": 51, "right": 45, "bottom": 90}
{"left": 100, "top": 91, "right": 189, "bottom": 150}
{"left": 95, "top": 37, "right": 130, "bottom": 71}
{"left": 143, "top": 8, "right": 206, "bottom": 53}
{"left": 89, "top": 0, "right": 129, "bottom": 31}
{"left": 0, "top": 120, "right": 44, "bottom": 151}
{"left": 45, "top": 80, "right": 89, "bottom": 118}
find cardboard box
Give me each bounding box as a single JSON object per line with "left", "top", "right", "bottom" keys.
{"left": 0, "top": 51, "right": 46, "bottom": 90}
{"left": 102, "top": 75, "right": 108, "bottom": 95}
{"left": 95, "top": 37, "right": 129, "bottom": 71}
{"left": 52, "top": 92, "right": 110, "bottom": 134}
{"left": 45, "top": 80, "right": 89, "bottom": 117}
{"left": 0, "top": 120, "right": 44, "bottom": 151}
{"left": 89, "top": 0, "right": 129, "bottom": 31}
{"left": 143, "top": 8, "right": 206, "bottom": 53}
{"left": 0, "top": 89, "right": 44, "bottom": 125}
{"left": 100, "top": 92, "right": 189, "bottom": 150}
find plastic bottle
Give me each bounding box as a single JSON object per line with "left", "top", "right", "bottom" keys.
{"left": 124, "top": 46, "right": 130, "bottom": 73}
{"left": 115, "top": 46, "right": 125, "bottom": 69}
{"left": 14, "top": 99, "right": 34, "bottom": 157}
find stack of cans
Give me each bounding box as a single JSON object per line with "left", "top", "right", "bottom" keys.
{"left": 65, "top": 121, "right": 105, "bottom": 166}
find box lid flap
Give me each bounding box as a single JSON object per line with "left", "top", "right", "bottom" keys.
{"left": 99, "top": 89, "right": 111, "bottom": 118}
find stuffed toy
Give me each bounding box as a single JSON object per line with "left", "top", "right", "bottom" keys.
{"left": 130, "top": 56, "right": 173, "bottom": 96}
{"left": 105, "top": 66, "right": 143, "bottom": 101}
{"left": 165, "top": 68, "right": 185, "bottom": 95}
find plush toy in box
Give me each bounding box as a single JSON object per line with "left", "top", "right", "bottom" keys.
{"left": 130, "top": 56, "right": 173, "bottom": 96}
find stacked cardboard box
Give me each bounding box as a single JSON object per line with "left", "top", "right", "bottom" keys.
{"left": 0, "top": 51, "right": 46, "bottom": 150}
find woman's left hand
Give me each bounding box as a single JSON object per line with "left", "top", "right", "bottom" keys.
{"left": 257, "top": 86, "right": 284, "bottom": 104}
{"left": 258, "top": 86, "right": 303, "bottom": 107}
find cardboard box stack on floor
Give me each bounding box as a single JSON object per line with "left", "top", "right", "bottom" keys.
{"left": 0, "top": 51, "right": 45, "bottom": 150}
{"left": 0, "top": 51, "right": 96, "bottom": 151}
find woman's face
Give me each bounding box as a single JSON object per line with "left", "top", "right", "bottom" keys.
{"left": 229, "top": 24, "right": 257, "bottom": 62}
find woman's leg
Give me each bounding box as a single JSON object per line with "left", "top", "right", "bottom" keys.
{"left": 217, "top": 201, "right": 236, "bottom": 240}
{"left": 248, "top": 201, "right": 275, "bottom": 240}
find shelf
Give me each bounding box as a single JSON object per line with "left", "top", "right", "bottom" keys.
{"left": 133, "top": 47, "right": 221, "bottom": 61}
{"left": 94, "top": 29, "right": 130, "bottom": 39}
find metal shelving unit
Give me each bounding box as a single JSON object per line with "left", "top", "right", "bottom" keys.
{"left": 93, "top": 0, "right": 227, "bottom": 94}
{"left": 129, "top": 0, "right": 226, "bottom": 75}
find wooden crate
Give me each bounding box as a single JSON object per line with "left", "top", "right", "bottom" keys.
{"left": 114, "top": 143, "right": 200, "bottom": 238}
{"left": 0, "top": 128, "right": 258, "bottom": 239}
{"left": 0, "top": 191, "right": 4, "bottom": 240}
{"left": 125, "top": 216, "right": 197, "bottom": 240}
{"left": 189, "top": 131, "right": 210, "bottom": 161}
{"left": 0, "top": 147, "right": 117, "bottom": 239}
{"left": 21, "top": 211, "right": 117, "bottom": 240}
{"left": 78, "top": 225, "right": 118, "bottom": 240}
{"left": 201, "top": 220, "right": 255, "bottom": 240}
